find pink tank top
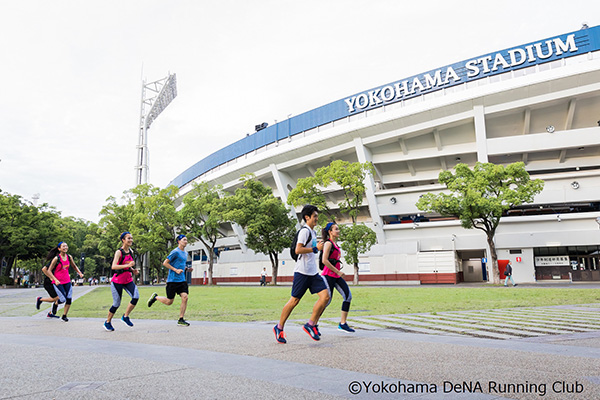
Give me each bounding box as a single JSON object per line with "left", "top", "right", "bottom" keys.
{"left": 112, "top": 249, "right": 134, "bottom": 284}
{"left": 53, "top": 255, "right": 71, "bottom": 284}
{"left": 322, "top": 240, "right": 342, "bottom": 278}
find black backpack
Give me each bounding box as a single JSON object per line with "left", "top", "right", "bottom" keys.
{"left": 115, "top": 248, "right": 135, "bottom": 275}
{"left": 290, "top": 226, "right": 312, "bottom": 261}
{"left": 318, "top": 239, "right": 340, "bottom": 270}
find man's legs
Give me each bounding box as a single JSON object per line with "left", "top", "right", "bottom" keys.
{"left": 154, "top": 283, "right": 176, "bottom": 306}
{"left": 155, "top": 295, "right": 175, "bottom": 306}
{"left": 309, "top": 289, "right": 330, "bottom": 326}
{"left": 179, "top": 292, "right": 188, "bottom": 319}
{"left": 278, "top": 296, "right": 300, "bottom": 329}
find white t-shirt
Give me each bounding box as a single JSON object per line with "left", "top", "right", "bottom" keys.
{"left": 294, "top": 226, "right": 318, "bottom": 276}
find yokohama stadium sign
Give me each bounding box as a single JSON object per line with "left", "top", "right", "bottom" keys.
{"left": 344, "top": 26, "right": 600, "bottom": 113}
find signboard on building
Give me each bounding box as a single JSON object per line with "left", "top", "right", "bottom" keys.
{"left": 534, "top": 256, "right": 570, "bottom": 266}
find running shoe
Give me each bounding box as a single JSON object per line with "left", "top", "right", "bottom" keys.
{"left": 315, "top": 324, "right": 321, "bottom": 336}
{"left": 177, "top": 318, "right": 190, "bottom": 326}
{"left": 36, "top": 297, "right": 42, "bottom": 310}
{"left": 273, "top": 324, "right": 287, "bottom": 344}
{"left": 121, "top": 315, "right": 134, "bottom": 327}
{"left": 104, "top": 321, "right": 114, "bottom": 331}
{"left": 147, "top": 292, "right": 158, "bottom": 307}
{"left": 61, "top": 315, "right": 69, "bottom": 322}
{"left": 338, "top": 323, "right": 355, "bottom": 333}
{"left": 303, "top": 323, "right": 320, "bottom": 341}
{"left": 47, "top": 312, "right": 59, "bottom": 319}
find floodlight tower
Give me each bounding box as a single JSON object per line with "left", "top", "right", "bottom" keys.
{"left": 135, "top": 73, "right": 178, "bottom": 186}
{"left": 135, "top": 73, "right": 177, "bottom": 284}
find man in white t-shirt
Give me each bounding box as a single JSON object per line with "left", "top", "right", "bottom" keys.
{"left": 260, "top": 268, "right": 267, "bottom": 286}
{"left": 273, "top": 205, "right": 329, "bottom": 343}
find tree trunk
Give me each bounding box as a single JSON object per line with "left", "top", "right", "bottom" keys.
{"left": 486, "top": 234, "right": 500, "bottom": 284}
{"left": 208, "top": 250, "right": 214, "bottom": 285}
{"left": 353, "top": 262, "right": 359, "bottom": 285}
{"left": 2, "top": 256, "right": 14, "bottom": 277}
{"left": 11, "top": 257, "right": 19, "bottom": 287}
{"left": 270, "top": 253, "right": 278, "bottom": 285}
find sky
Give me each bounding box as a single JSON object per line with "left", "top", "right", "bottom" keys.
{"left": 1, "top": 0, "right": 599, "bottom": 223}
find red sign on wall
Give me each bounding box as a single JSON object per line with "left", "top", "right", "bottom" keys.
{"left": 516, "top": 257, "right": 522, "bottom": 262}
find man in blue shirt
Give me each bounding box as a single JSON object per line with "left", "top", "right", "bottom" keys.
{"left": 147, "top": 235, "right": 193, "bottom": 326}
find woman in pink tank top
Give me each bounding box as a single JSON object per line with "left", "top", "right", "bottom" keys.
{"left": 103, "top": 232, "right": 140, "bottom": 332}
{"left": 40, "top": 242, "right": 83, "bottom": 322}
{"left": 321, "top": 222, "right": 355, "bottom": 333}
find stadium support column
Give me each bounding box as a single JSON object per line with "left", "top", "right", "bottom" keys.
{"left": 269, "top": 164, "right": 301, "bottom": 228}
{"left": 231, "top": 223, "right": 248, "bottom": 252}
{"left": 219, "top": 191, "right": 247, "bottom": 252}
{"left": 473, "top": 104, "right": 489, "bottom": 163}
{"left": 353, "top": 138, "right": 386, "bottom": 245}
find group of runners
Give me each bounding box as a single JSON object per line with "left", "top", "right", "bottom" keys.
{"left": 36, "top": 232, "right": 193, "bottom": 330}
{"left": 35, "top": 204, "right": 355, "bottom": 342}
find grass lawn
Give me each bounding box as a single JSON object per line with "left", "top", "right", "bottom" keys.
{"left": 70, "top": 285, "right": 600, "bottom": 322}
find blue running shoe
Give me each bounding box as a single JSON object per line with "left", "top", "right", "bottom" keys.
{"left": 315, "top": 324, "right": 321, "bottom": 336}
{"left": 47, "top": 312, "right": 59, "bottom": 319}
{"left": 121, "top": 315, "right": 133, "bottom": 327}
{"left": 36, "top": 297, "right": 42, "bottom": 310}
{"left": 303, "top": 323, "right": 320, "bottom": 341}
{"left": 104, "top": 321, "right": 114, "bottom": 332}
{"left": 273, "top": 324, "right": 287, "bottom": 344}
{"left": 338, "top": 323, "right": 355, "bottom": 333}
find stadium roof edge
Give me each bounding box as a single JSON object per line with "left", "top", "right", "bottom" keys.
{"left": 170, "top": 25, "right": 600, "bottom": 189}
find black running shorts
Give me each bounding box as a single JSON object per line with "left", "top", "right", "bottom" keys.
{"left": 166, "top": 281, "right": 189, "bottom": 299}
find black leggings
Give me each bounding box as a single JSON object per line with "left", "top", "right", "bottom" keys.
{"left": 323, "top": 275, "right": 352, "bottom": 312}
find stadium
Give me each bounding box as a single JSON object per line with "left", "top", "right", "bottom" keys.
{"left": 171, "top": 25, "right": 600, "bottom": 285}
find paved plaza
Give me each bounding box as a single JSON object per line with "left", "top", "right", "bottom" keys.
{"left": 1, "top": 285, "right": 600, "bottom": 399}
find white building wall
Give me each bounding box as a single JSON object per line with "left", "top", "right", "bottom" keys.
{"left": 178, "top": 49, "right": 600, "bottom": 285}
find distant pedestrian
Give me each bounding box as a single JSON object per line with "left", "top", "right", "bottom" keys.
{"left": 273, "top": 205, "right": 329, "bottom": 344}
{"left": 260, "top": 267, "right": 267, "bottom": 286}
{"left": 504, "top": 261, "right": 517, "bottom": 287}
{"left": 321, "top": 222, "right": 355, "bottom": 333}
{"left": 37, "top": 242, "right": 84, "bottom": 322}
{"left": 148, "top": 234, "right": 193, "bottom": 326}
{"left": 104, "top": 232, "right": 140, "bottom": 331}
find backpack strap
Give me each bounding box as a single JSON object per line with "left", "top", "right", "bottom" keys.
{"left": 302, "top": 225, "right": 312, "bottom": 247}
{"left": 115, "top": 248, "right": 129, "bottom": 275}
{"left": 118, "top": 248, "right": 125, "bottom": 265}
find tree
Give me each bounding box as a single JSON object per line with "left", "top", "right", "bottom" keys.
{"left": 129, "top": 184, "right": 180, "bottom": 283}
{"left": 225, "top": 175, "right": 296, "bottom": 285}
{"left": 98, "top": 184, "right": 180, "bottom": 284}
{"left": 179, "top": 182, "right": 227, "bottom": 285}
{"left": 98, "top": 195, "right": 136, "bottom": 278}
{"left": 0, "top": 190, "right": 62, "bottom": 285}
{"left": 286, "top": 178, "right": 334, "bottom": 221}
{"left": 416, "top": 162, "right": 544, "bottom": 284}
{"left": 288, "top": 160, "right": 378, "bottom": 284}
{"left": 339, "top": 224, "right": 377, "bottom": 279}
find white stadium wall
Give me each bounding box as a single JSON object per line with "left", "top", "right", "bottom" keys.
{"left": 175, "top": 26, "right": 600, "bottom": 285}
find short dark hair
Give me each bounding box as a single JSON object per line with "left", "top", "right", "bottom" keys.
{"left": 301, "top": 205, "right": 318, "bottom": 223}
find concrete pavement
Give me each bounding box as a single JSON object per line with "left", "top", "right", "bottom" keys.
{"left": 1, "top": 286, "right": 600, "bottom": 399}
